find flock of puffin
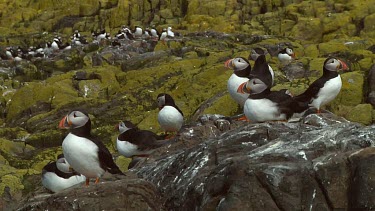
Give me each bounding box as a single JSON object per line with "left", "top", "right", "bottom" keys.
{"left": 0, "top": 25, "right": 176, "bottom": 61}
{"left": 41, "top": 43, "right": 349, "bottom": 192}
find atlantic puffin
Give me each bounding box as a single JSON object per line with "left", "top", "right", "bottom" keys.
{"left": 224, "top": 57, "right": 252, "bottom": 106}
{"left": 167, "top": 26, "right": 175, "bottom": 38}
{"left": 42, "top": 155, "right": 86, "bottom": 193}
{"left": 159, "top": 28, "right": 168, "bottom": 43}
{"left": 150, "top": 26, "right": 159, "bottom": 41}
{"left": 278, "top": 47, "right": 296, "bottom": 65}
{"left": 293, "top": 57, "right": 348, "bottom": 113}
{"left": 133, "top": 26, "right": 143, "bottom": 38}
{"left": 237, "top": 55, "right": 308, "bottom": 122}
{"left": 157, "top": 93, "right": 184, "bottom": 137}
{"left": 59, "top": 110, "right": 124, "bottom": 186}
{"left": 116, "top": 120, "right": 169, "bottom": 158}
{"left": 248, "top": 47, "right": 275, "bottom": 84}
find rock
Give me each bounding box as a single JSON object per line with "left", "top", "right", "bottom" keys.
{"left": 282, "top": 61, "right": 308, "bottom": 81}
{"left": 133, "top": 114, "right": 375, "bottom": 210}
{"left": 367, "top": 64, "right": 375, "bottom": 107}
{"left": 345, "top": 104, "right": 373, "bottom": 125}
{"left": 17, "top": 176, "right": 163, "bottom": 211}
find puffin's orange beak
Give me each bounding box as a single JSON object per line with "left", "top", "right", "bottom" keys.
{"left": 237, "top": 82, "right": 250, "bottom": 94}
{"left": 224, "top": 59, "right": 234, "bottom": 69}
{"left": 59, "top": 115, "right": 71, "bottom": 129}
{"left": 291, "top": 52, "right": 296, "bottom": 59}
{"left": 338, "top": 60, "right": 349, "bottom": 71}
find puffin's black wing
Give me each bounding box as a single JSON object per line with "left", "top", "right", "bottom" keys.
{"left": 293, "top": 77, "right": 326, "bottom": 103}
{"left": 119, "top": 130, "right": 169, "bottom": 151}
{"left": 91, "top": 136, "right": 124, "bottom": 175}
{"left": 267, "top": 90, "right": 308, "bottom": 119}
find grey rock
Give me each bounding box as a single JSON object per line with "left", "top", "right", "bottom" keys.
{"left": 282, "top": 61, "right": 308, "bottom": 81}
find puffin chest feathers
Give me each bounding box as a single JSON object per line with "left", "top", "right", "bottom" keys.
{"left": 310, "top": 75, "right": 342, "bottom": 109}
{"left": 158, "top": 105, "right": 183, "bottom": 132}
{"left": 244, "top": 98, "right": 286, "bottom": 122}
{"left": 62, "top": 133, "right": 105, "bottom": 178}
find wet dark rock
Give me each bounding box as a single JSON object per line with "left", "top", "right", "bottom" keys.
{"left": 17, "top": 173, "right": 163, "bottom": 211}
{"left": 282, "top": 61, "right": 308, "bottom": 81}
{"left": 13, "top": 115, "right": 375, "bottom": 210}
{"left": 367, "top": 64, "right": 375, "bottom": 107}
{"left": 91, "top": 52, "right": 103, "bottom": 66}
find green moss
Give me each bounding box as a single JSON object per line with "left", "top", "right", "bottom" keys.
{"left": 330, "top": 72, "right": 364, "bottom": 112}
{"left": 318, "top": 41, "right": 349, "bottom": 56}
{"left": 345, "top": 104, "right": 373, "bottom": 125}
{"left": 203, "top": 94, "right": 239, "bottom": 116}
{"left": 115, "top": 156, "right": 132, "bottom": 172}
{"left": 0, "top": 174, "right": 24, "bottom": 196}
{"left": 290, "top": 17, "right": 322, "bottom": 43}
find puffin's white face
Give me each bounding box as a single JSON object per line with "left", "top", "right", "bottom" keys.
{"left": 247, "top": 78, "right": 268, "bottom": 94}
{"left": 56, "top": 157, "right": 72, "bottom": 173}
{"left": 226, "top": 57, "right": 249, "bottom": 71}
{"left": 67, "top": 110, "right": 89, "bottom": 129}
{"left": 168, "top": 27, "right": 172, "bottom": 30}
{"left": 157, "top": 95, "right": 165, "bottom": 108}
{"left": 118, "top": 121, "right": 132, "bottom": 134}
{"left": 286, "top": 48, "right": 294, "bottom": 55}
{"left": 250, "top": 50, "right": 260, "bottom": 61}
{"left": 324, "top": 58, "right": 345, "bottom": 72}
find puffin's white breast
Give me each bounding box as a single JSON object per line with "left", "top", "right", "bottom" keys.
{"left": 227, "top": 73, "right": 249, "bottom": 106}
{"left": 244, "top": 98, "right": 286, "bottom": 122}
{"left": 62, "top": 133, "right": 105, "bottom": 178}
{"left": 117, "top": 139, "right": 139, "bottom": 158}
{"left": 310, "top": 75, "right": 342, "bottom": 110}
{"left": 42, "top": 172, "right": 86, "bottom": 193}
{"left": 158, "top": 106, "right": 184, "bottom": 132}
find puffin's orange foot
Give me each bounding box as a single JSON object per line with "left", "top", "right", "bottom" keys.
{"left": 85, "top": 178, "right": 90, "bottom": 186}
{"left": 164, "top": 134, "right": 176, "bottom": 140}
{"left": 95, "top": 177, "right": 100, "bottom": 184}
{"left": 236, "top": 116, "right": 250, "bottom": 122}
{"left": 317, "top": 109, "right": 321, "bottom": 114}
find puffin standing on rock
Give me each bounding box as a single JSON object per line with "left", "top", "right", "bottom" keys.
{"left": 293, "top": 57, "right": 349, "bottom": 113}
{"left": 237, "top": 55, "right": 308, "bottom": 122}
{"left": 157, "top": 93, "right": 184, "bottom": 138}
{"left": 41, "top": 154, "right": 86, "bottom": 193}
{"left": 59, "top": 110, "right": 124, "bottom": 186}
{"left": 116, "top": 120, "right": 170, "bottom": 158}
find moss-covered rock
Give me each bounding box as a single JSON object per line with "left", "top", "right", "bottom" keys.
{"left": 318, "top": 41, "right": 349, "bottom": 56}
{"left": 289, "top": 17, "right": 322, "bottom": 43}
{"left": 330, "top": 71, "right": 364, "bottom": 114}
{"left": 345, "top": 104, "right": 373, "bottom": 125}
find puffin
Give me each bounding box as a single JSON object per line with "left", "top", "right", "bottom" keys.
{"left": 150, "top": 26, "right": 159, "bottom": 41}
{"left": 167, "top": 26, "right": 175, "bottom": 38}
{"left": 157, "top": 93, "right": 184, "bottom": 137}
{"left": 59, "top": 110, "right": 124, "bottom": 186}
{"left": 41, "top": 155, "right": 86, "bottom": 193}
{"left": 159, "top": 28, "right": 168, "bottom": 43}
{"left": 293, "top": 57, "right": 348, "bottom": 113}
{"left": 116, "top": 120, "right": 169, "bottom": 158}
{"left": 248, "top": 47, "right": 275, "bottom": 84}
{"left": 237, "top": 55, "right": 308, "bottom": 122}
{"left": 51, "top": 37, "right": 61, "bottom": 51}
{"left": 133, "top": 26, "right": 143, "bottom": 38}
{"left": 224, "top": 57, "right": 252, "bottom": 106}
{"left": 278, "top": 47, "right": 296, "bottom": 65}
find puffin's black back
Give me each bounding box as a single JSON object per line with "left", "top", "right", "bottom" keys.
{"left": 249, "top": 55, "right": 272, "bottom": 87}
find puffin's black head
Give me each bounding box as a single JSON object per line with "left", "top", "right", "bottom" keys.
{"left": 118, "top": 120, "right": 138, "bottom": 134}
{"left": 58, "top": 110, "right": 91, "bottom": 137}
{"left": 157, "top": 93, "right": 176, "bottom": 109}
{"left": 249, "top": 48, "right": 266, "bottom": 61}
{"left": 57, "top": 154, "right": 64, "bottom": 159}
{"left": 323, "top": 57, "right": 349, "bottom": 73}
{"left": 279, "top": 47, "right": 296, "bottom": 58}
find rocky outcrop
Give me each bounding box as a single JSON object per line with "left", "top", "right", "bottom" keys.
{"left": 15, "top": 113, "right": 375, "bottom": 210}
